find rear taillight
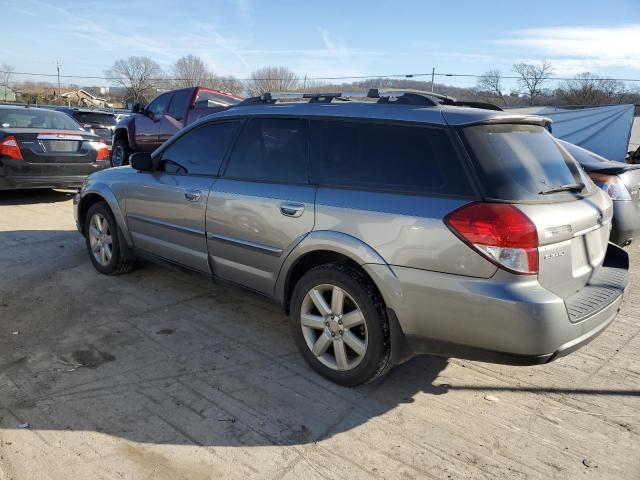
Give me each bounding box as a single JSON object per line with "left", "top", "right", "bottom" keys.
{"left": 0, "top": 135, "right": 23, "bottom": 160}
{"left": 94, "top": 138, "right": 110, "bottom": 161}
{"left": 589, "top": 173, "right": 631, "bottom": 200}
{"left": 444, "top": 202, "right": 539, "bottom": 275}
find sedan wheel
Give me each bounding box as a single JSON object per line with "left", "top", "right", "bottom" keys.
{"left": 88, "top": 213, "right": 113, "bottom": 266}
{"left": 300, "top": 283, "right": 368, "bottom": 371}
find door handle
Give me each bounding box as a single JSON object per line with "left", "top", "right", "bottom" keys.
{"left": 280, "top": 202, "right": 305, "bottom": 217}
{"left": 184, "top": 189, "right": 202, "bottom": 202}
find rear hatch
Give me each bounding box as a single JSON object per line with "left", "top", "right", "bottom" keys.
{"left": 459, "top": 122, "right": 612, "bottom": 299}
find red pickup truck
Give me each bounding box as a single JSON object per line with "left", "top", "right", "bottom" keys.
{"left": 111, "top": 87, "right": 242, "bottom": 166}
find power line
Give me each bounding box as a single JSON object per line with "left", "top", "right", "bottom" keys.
{"left": 1, "top": 68, "right": 639, "bottom": 83}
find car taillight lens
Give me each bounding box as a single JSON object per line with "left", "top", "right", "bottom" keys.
{"left": 444, "top": 202, "right": 539, "bottom": 275}
{"left": 94, "top": 138, "right": 110, "bottom": 161}
{"left": 589, "top": 173, "right": 631, "bottom": 200}
{"left": 0, "top": 135, "right": 23, "bottom": 160}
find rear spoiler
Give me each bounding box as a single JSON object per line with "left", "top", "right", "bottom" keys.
{"left": 476, "top": 114, "right": 553, "bottom": 128}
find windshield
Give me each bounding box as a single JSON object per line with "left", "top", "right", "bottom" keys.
{"left": 0, "top": 108, "right": 83, "bottom": 131}
{"left": 73, "top": 112, "right": 117, "bottom": 126}
{"left": 462, "top": 123, "right": 593, "bottom": 201}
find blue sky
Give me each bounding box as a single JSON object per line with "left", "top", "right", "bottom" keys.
{"left": 5, "top": 0, "right": 640, "bottom": 90}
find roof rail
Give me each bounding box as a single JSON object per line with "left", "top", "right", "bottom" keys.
{"left": 234, "top": 89, "right": 503, "bottom": 111}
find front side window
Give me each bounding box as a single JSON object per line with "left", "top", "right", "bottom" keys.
{"left": 160, "top": 121, "right": 239, "bottom": 176}
{"left": 462, "top": 124, "right": 591, "bottom": 201}
{"left": 224, "top": 118, "right": 308, "bottom": 183}
{"left": 146, "top": 93, "right": 173, "bottom": 115}
{"left": 309, "top": 120, "right": 473, "bottom": 196}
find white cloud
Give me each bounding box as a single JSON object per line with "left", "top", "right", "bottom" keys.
{"left": 497, "top": 24, "right": 640, "bottom": 72}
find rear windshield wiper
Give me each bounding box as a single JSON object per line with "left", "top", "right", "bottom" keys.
{"left": 539, "top": 182, "right": 585, "bottom": 195}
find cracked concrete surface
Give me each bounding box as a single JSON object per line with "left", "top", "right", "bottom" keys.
{"left": 0, "top": 189, "right": 639, "bottom": 479}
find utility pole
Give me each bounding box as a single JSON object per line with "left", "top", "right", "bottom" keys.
{"left": 431, "top": 67, "right": 435, "bottom": 92}
{"left": 303, "top": 74, "right": 307, "bottom": 91}
{"left": 56, "top": 61, "right": 63, "bottom": 98}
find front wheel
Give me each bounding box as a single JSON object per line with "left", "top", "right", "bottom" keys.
{"left": 290, "top": 264, "right": 391, "bottom": 386}
{"left": 110, "top": 138, "right": 130, "bottom": 167}
{"left": 85, "top": 202, "right": 135, "bottom": 275}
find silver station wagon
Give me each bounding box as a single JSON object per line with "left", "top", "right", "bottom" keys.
{"left": 74, "top": 90, "right": 629, "bottom": 386}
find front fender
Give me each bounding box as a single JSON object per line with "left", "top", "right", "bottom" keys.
{"left": 273, "top": 230, "right": 395, "bottom": 304}
{"left": 79, "top": 182, "right": 132, "bottom": 246}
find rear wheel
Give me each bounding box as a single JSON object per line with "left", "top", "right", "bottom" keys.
{"left": 85, "top": 202, "right": 135, "bottom": 275}
{"left": 290, "top": 264, "right": 391, "bottom": 386}
{"left": 111, "top": 138, "right": 130, "bottom": 167}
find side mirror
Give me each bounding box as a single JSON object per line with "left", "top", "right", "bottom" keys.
{"left": 130, "top": 152, "right": 153, "bottom": 171}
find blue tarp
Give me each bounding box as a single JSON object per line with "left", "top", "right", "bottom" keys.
{"left": 508, "top": 104, "right": 635, "bottom": 161}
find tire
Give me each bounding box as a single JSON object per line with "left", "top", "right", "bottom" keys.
{"left": 290, "top": 263, "right": 392, "bottom": 386}
{"left": 84, "top": 202, "right": 136, "bottom": 275}
{"left": 111, "top": 138, "right": 130, "bottom": 167}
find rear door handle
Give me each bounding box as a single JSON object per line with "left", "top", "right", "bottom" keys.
{"left": 184, "top": 189, "right": 202, "bottom": 202}
{"left": 280, "top": 202, "right": 305, "bottom": 217}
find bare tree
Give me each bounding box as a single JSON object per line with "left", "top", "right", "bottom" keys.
{"left": 171, "top": 55, "right": 212, "bottom": 88}
{"left": 246, "top": 66, "right": 299, "bottom": 96}
{"left": 476, "top": 69, "right": 507, "bottom": 105}
{"left": 209, "top": 75, "right": 244, "bottom": 95}
{"left": 599, "top": 78, "right": 625, "bottom": 104}
{"left": 105, "top": 56, "right": 163, "bottom": 104}
{"left": 0, "top": 64, "right": 15, "bottom": 102}
{"left": 512, "top": 61, "right": 553, "bottom": 106}
{"left": 559, "top": 72, "right": 626, "bottom": 105}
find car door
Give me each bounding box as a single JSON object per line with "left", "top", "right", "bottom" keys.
{"left": 125, "top": 120, "right": 241, "bottom": 272}
{"left": 206, "top": 117, "right": 316, "bottom": 295}
{"left": 135, "top": 92, "right": 173, "bottom": 151}
{"left": 159, "top": 88, "right": 193, "bottom": 144}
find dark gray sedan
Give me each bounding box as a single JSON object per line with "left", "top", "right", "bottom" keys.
{"left": 560, "top": 140, "right": 640, "bottom": 246}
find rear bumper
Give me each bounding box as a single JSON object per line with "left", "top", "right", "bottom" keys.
{"left": 0, "top": 174, "right": 90, "bottom": 190}
{"left": 366, "top": 243, "right": 628, "bottom": 365}
{"left": 0, "top": 162, "right": 108, "bottom": 190}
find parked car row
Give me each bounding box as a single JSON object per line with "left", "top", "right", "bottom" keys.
{"left": 72, "top": 90, "right": 630, "bottom": 386}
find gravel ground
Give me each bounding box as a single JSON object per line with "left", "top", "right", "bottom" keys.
{"left": 1, "top": 189, "right": 639, "bottom": 480}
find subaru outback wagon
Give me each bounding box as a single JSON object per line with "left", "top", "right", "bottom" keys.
{"left": 74, "top": 90, "right": 629, "bottom": 386}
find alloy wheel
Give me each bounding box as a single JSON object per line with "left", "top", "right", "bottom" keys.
{"left": 300, "top": 284, "right": 368, "bottom": 371}
{"left": 88, "top": 213, "right": 113, "bottom": 266}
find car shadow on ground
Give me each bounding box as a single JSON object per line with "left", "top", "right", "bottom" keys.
{"left": 0, "top": 189, "right": 75, "bottom": 206}
{"left": 1, "top": 229, "right": 638, "bottom": 448}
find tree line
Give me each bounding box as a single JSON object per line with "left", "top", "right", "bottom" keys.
{"left": 2, "top": 55, "right": 639, "bottom": 107}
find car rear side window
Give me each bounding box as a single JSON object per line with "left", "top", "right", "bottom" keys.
{"left": 160, "top": 122, "right": 239, "bottom": 176}
{"left": 462, "top": 124, "right": 589, "bottom": 201}
{"left": 309, "top": 120, "right": 473, "bottom": 196}
{"left": 224, "top": 118, "right": 308, "bottom": 183}
{"left": 167, "top": 89, "right": 193, "bottom": 117}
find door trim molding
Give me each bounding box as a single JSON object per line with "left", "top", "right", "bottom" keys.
{"left": 207, "top": 232, "right": 283, "bottom": 256}
{"left": 127, "top": 214, "right": 204, "bottom": 236}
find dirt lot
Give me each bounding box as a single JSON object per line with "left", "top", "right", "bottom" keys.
{"left": 1, "top": 189, "right": 639, "bottom": 480}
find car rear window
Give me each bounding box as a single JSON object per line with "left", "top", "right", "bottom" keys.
{"left": 73, "top": 112, "right": 117, "bottom": 126}
{"left": 0, "top": 109, "right": 82, "bottom": 130}
{"left": 309, "top": 120, "right": 474, "bottom": 196}
{"left": 462, "top": 124, "right": 591, "bottom": 201}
